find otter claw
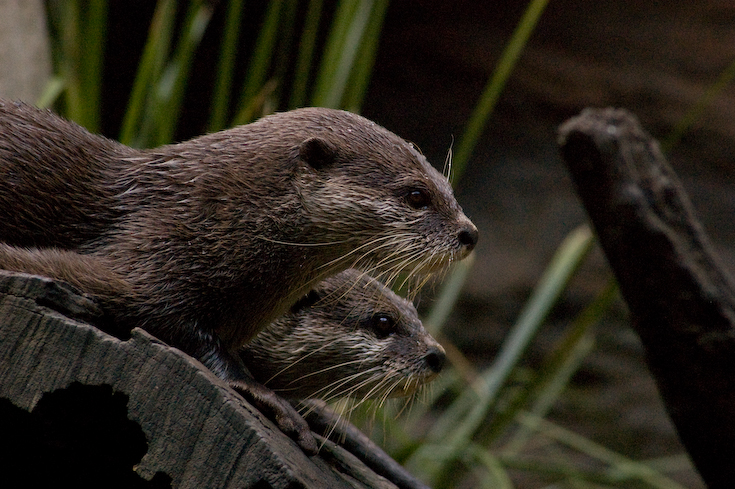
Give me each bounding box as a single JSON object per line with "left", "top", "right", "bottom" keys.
{"left": 230, "top": 379, "right": 318, "bottom": 455}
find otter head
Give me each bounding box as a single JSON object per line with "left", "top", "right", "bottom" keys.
{"left": 287, "top": 108, "right": 478, "bottom": 287}
{"left": 242, "top": 269, "right": 446, "bottom": 401}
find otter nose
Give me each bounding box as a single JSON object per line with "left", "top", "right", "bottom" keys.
{"left": 424, "top": 346, "right": 446, "bottom": 373}
{"left": 458, "top": 225, "right": 479, "bottom": 251}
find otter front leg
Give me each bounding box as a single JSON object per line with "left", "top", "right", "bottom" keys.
{"left": 190, "top": 330, "right": 319, "bottom": 455}
{"left": 228, "top": 373, "right": 319, "bottom": 455}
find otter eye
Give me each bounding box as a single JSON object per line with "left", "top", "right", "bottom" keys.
{"left": 371, "top": 313, "right": 396, "bottom": 339}
{"left": 406, "top": 188, "right": 431, "bottom": 209}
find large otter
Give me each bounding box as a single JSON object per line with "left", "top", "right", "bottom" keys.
{"left": 243, "top": 269, "right": 445, "bottom": 402}
{"left": 0, "top": 100, "right": 476, "bottom": 451}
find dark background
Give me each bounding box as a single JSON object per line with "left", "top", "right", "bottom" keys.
{"left": 97, "top": 1, "right": 735, "bottom": 486}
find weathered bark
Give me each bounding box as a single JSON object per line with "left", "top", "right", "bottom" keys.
{"left": 0, "top": 270, "right": 419, "bottom": 488}
{"left": 303, "top": 400, "right": 429, "bottom": 489}
{"left": 559, "top": 108, "right": 735, "bottom": 488}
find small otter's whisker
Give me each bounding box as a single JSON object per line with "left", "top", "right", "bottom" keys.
{"left": 291, "top": 360, "right": 377, "bottom": 387}
{"left": 305, "top": 366, "right": 383, "bottom": 401}
{"left": 263, "top": 336, "right": 343, "bottom": 385}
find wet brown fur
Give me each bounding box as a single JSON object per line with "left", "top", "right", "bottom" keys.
{"left": 244, "top": 269, "right": 445, "bottom": 401}
{"left": 0, "top": 100, "right": 476, "bottom": 450}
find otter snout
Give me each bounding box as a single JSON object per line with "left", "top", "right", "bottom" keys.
{"left": 458, "top": 224, "right": 479, "bottom": 252}
{"left": 424, "top": 344, "right": 447, "bottom": 373}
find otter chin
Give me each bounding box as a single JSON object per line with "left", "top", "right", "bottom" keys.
{"left": 0, "top": 100, "right": 476, "bottom": 452}
{"left": 243, "top": 269, "right": 445, "bottom": 402}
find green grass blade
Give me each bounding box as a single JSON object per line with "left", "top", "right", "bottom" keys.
{"left": 232, "top": 1, "right": 283, "bottom": 125}
{"left": 502, "top": 325, "right": 595, "bottom": 453}
{"left": 119, "top": 0, "right": 176, "bottom": 145}
{"left": 341, "top": 0, "right": 389, "bottom": 113}
{"left": 310, "top": 0, "right": 359, "bottom": 107}
{"left": 311, "top": 0, "right": 375, "bottom": 108}
{"left": 51, "top": 2, "right": 83, "bottom": 122}
{"left": 148, "top": 1, "right": 213, "bottom": 146}
{"left": 207, "top": 0, "right": 246, "bottom": 132}
{"left": 78, "top": 0, "right": 107, "bottom": 132}
{"left": 662, "top": 56, "right": 735, "bottom": 153}
{"left": 467, "top": 443, "right": 515, "bottom": 489}
{"left": 452, "top": 0, "right": 549, "bottom": 182}
{"left": 407, "top": 225, "right": 594, "bottom": 484}
{"left": 36, "top": 76, "right": 66, "bottom": 109}
{"left": 289, "top": 0, "right": 324, "bottom": 109}
{"left": 269, "top": 0, "right": 300, "bottom": 112}
{"left": 423, "top": 253, "right": 475, "bottom": 337}
{"left": 484, "top": 278, "right": 617, "bottom": 449}
{"left": 514, "top": 413, "right": 690, "bottom": 489}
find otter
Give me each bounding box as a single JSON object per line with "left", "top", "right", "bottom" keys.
{"left": 0, "top": 246, "right": 443, "bottom": 442}
{"left": 0, "top": 100, "right": 477, "bottom": 451}
{"left": 243, "top": 269, "right": 445, "bottom": 402}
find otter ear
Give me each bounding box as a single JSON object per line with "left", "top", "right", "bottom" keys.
{"left": 299, "top": 137, "right": 336, "bottom": 170}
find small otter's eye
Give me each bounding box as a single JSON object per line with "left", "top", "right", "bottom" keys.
{"left": 370, "top": 313, "right": 396, "bottom": 339}
{"left": 406, "top": 188, "right": 431, "bottom": 209}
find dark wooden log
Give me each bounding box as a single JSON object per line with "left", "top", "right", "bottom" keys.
{"left": 303, "top": 400, "right": 430, "bottom": 489}
{"left": 559, "top": 108, "right": 735, "bottom": 488}
{"left": 0, "top": 270, "right": 413, "bottom": 488}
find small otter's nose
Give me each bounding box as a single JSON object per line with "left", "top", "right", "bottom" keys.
{"left": 458, "top": 225, "right": 479, "bottom": 251}
{"left": 424, "top": 346, "right": 446, "bottom": 373}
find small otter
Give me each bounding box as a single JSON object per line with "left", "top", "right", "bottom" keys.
{"left": 0, "top": 100, "right": 477, "bottom": 451}
{"left": 243, "top": 269, "right": 445, "bottom": 401}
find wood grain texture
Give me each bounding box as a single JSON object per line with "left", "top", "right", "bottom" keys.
{"left": 559, "top": 108, "right": 735, "bottom": 488}
{"left": 0, "top": 270, "right": 399, "bottom": 488}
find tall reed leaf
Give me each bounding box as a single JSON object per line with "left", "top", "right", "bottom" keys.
{"left": 452, "top": 0, "right": 549, "bottom": 183}
{"left": 232, "top": 1, "right": 284, "bottom": 125}
{"left": 47, "top": 0, "right": 107, "bottom": 132}
{"left": 207, "top": 0, "right": 246, "bottom": 132}
{"left": 406, "top": 225, "right": 594, "bottom": 485}
{"left": 119, "top": 0, "right": 177, "bottom": 146}
{"left": 311, "top": 0, "right": 375, "bottom": 108}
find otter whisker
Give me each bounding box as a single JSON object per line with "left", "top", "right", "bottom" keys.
{"left": 294, "top": 360, "right": 379, "bottom": 386}
{"left": 362, "top": 243, "right": 426, "bottom": 282}
{"left": 254, "top": 236, "right": 355, "bottom": 247}
{"left": 263, "top": 336, "right": 344, "bottom": 385}
{"left": 366, "top": 241, "right": 425, "bottom": 274}
{"left": 397, "top": 249, "right": 441, "bottom": 292}
{"left": 371, "top": 247, "right": 431, "bottom": 291}
{"left": 443, "top": 136, "right": 454, "bottom": 184}
{"left": 393, "top": 388, "right": 419, "bottom": 419}
{"left": 315, "top": 234, "right": 399, "bottom": 272}
{"left": 306, "top": 366, "right": 384, "bottom": 401}
{"left": 319, "top": 368, "right": 391, "bottom": 405}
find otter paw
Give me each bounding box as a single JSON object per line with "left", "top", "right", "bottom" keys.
{"left": 230, "top": 379, "right": 318, "bottom": 455}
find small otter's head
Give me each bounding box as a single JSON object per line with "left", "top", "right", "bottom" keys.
{"left": 242, "top": 269, "right": 446, "bottom": 401}
{"left": 274, "top": 108, "right": 478, "bottom": 287}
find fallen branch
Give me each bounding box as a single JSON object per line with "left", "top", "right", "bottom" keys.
{"left": 559, "top": 108, "right": 735, "bottom": 488}
{"left": 0, "top": 270, "right": 410, "bottom": 488}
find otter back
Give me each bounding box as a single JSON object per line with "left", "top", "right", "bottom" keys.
{"left": 0, "top": 101, "right": 476, "bottom": 452}
{"left": 0, "top": 100, "right": 131, "bottom": 248}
